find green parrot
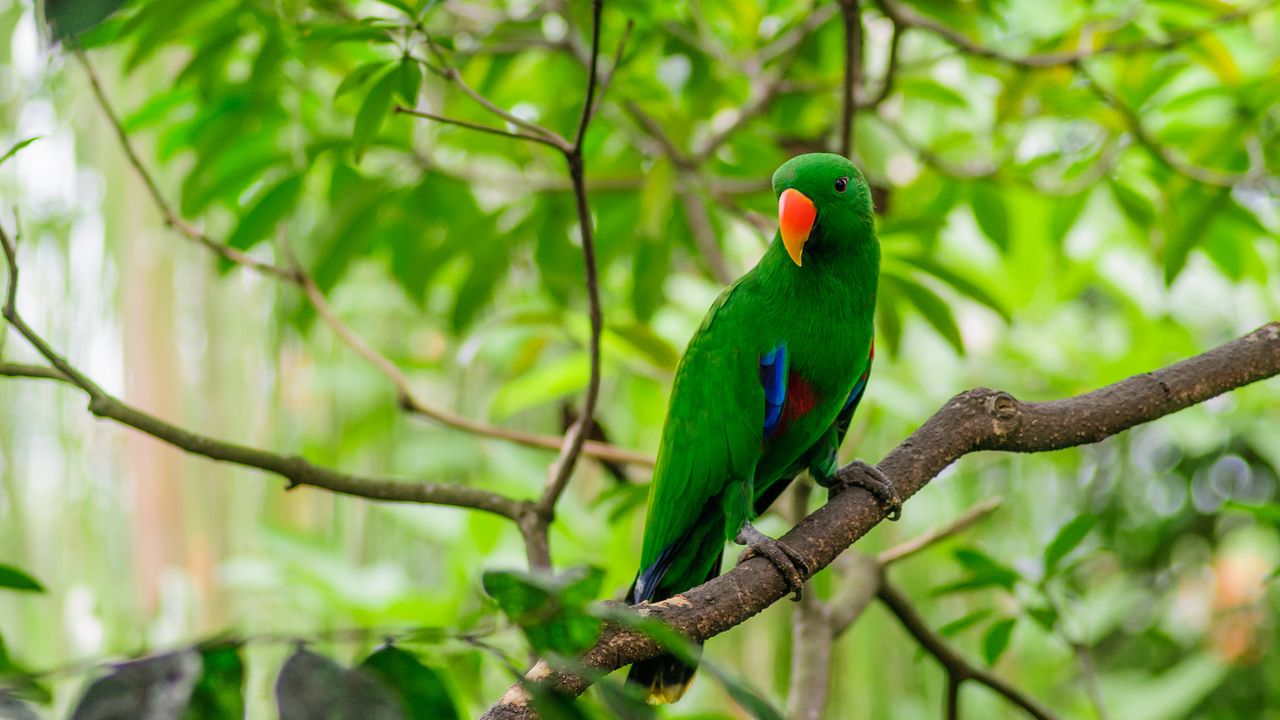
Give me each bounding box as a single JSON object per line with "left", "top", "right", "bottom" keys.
{"left": 625, "top": 153, "right": 897, "bottom": 703}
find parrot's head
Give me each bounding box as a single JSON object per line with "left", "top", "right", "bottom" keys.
{"left": 770, "top": 153, "right": 874, "bottom": 267}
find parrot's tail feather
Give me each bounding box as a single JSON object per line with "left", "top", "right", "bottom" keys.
{"left": 627, "top": 651, "right": 700, "bottom": 704}
{"left": 625, "top": 541, "right": 723, "bottom": 704}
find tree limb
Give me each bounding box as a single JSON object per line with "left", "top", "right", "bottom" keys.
{"left": 76, "top": 45, "right": 651, "bottom": 470}
{"left": 872, "top": 0, "right": 1273, "bottom": 68}
{"left": 0, "top": 227, "right": 527, "bottom": 521}
{"left": 878, "top": 580, "right": 1057, "bottom": 720}
{"left": 481, "top": 322, "right": 1280, "bottom": 718}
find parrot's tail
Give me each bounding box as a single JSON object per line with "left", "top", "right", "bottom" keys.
{"left": 626, "top": 650, "right": 700, "bottom": 704}
{"left": 624, "top": 543, "right": 723, "bottom": 704}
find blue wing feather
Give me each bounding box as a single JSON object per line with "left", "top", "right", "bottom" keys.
{"left": 760, "top": 343, "right": 787, "bottom": 436}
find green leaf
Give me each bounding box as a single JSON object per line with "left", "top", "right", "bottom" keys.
{"left": 1223, "top": 501, "right": 1280, "bottom": 525}
{"left": 890, "top": 255, "right": 1010, "bottom": 322}
{"left": 1165, "top": 187, "right": 1232, "bottom": 284}
{"left": 1025, "top": 603, "right": 1059, "bottom": 632}
{"left": 982, "top": 618, "right": 1017, "bottom": 666}
{"left": 396, "top": 57, "right": 422, "bottom": 105}
{"left": 938, "top": 609, "right": 993, "bottom": 637}
{"left": 0, "top": 565, "right": 43, "bottom": 593}
{"left": 482, "top": 566, "right": 605, "bottom": 656}
{"left": 0, "top": 137, "right": 40, "bottom": 169}
{"left": 360, "top": 646, "right": 460, "bottom": 720}
{"left": 335, "top": 61, "right": 390, "bottom": 101}
{"left": 1043, "top": 515, "right": 1096, "bottom": 577}
{"left": 44, "top": 0, "right": 126, "bottom": 40}
{"left": 183, "top": 643, "right": 244, "bottom": 720}
{"left": 933, "top": 548, "right": 1020, "bottom": 595}
{"left": 893, "top": 277, "right": 965, "bottom": 354}
{"left": 71, "top": 651, "right": 203, "bottom": 719}
{"left": 352, "top": 67, "right": 400, "bottom": 160}
{"left": 491, "top": 353, "right": 589, "bottom": 419}
{"left": 225, "top": 173, "right": 305, "bottom": 252}
{"left": 0, "top": 692, "right": 38, "bottom": 720}
{"left": 970, "top": 182, "right": 1010, "bottom": 250}
{"left": 1108, "top": 180, "right": 1155, "bottom": 230}
{"left": 275, "top": 648, "right": 402, "bottom": 720}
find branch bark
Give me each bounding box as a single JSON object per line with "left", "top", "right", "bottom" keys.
{"left": 481, "top": 322, "right": 1280, "bottom": 719}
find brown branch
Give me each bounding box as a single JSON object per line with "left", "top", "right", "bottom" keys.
{"left": 393, "top": 106, "right": 565, "bottom": 150}
{"left": 0, "top": 362, "right": 66, "bottom": 382}
{"left": 538, "top": 0, "right": 607, "bottom": 526}
{"left": 873, "top": 0, "right": 1273, "bottom": 68}
{"left": 838, "top": 0, "right": 864, "bottom": 158}
{"left": 73, "top": 50, "right": 298, "bottom": 282}
{"left": 0, "top": 226, "right": 527, "bottom": 520}
{"left": 481, "top": 322, "right": 1280, "bottom": 718}
{"left": 876, "top": 497, "right": 1002, "bottom": 566}
{"left": 789, "top": 495, "right": 1001, "bottom": 720}
{"left": 856, "top": 16, "right": 902, "bottom": 111}
{"left": 878, "top": 580, "right": 1058, "bottom": 720}
{"left": 78, "top": 47, "right": 651, "bottom": 470}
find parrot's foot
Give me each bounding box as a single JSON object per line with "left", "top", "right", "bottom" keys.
{"left": 734, "top": 523, "right": 809, "bottom": 601}
{"left": 819, "top": 461, "right": 902, "bottom": 521}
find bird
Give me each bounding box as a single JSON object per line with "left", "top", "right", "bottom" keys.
{"left": 625, "top": 153, "right": 898, "bottom": 704}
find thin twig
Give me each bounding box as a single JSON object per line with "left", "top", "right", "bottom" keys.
{"left": 539, "top": 0, "right": 607, "bottom": 524}
{"left": 856, "top": 16, "right": 902, "bottom": 111}
{"left": 417, "top": 35, "right": 571, "bottom": 151}
{"left": 873, "top": 0, "right": 1274, "bottom": 68}
{"left": 1076, "top": 64, "right": 1246, "bottom": 188}
{"left": 878, "top": 580, "right": 1059, "bottom": 720}
{"left": 877, "top": 497, "right": 1002, "bottom": 566}
{"left": 393, "top": 106, "right": 566, "bottom": 150}
{"left": 0, "top": 225, "right": 527, "bottom": 519}
{"left": 73, "top": 50, "right": 298, "bottom": 281}
{"left": 78, "top": 48, "right": 650, "bottom": 468}
{"left": 838, "top": 0, "right": 864, "bottom": 157}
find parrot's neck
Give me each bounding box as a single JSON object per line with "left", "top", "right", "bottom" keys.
{"left": 759, "top": 225, "right": 880, "bottom": 323}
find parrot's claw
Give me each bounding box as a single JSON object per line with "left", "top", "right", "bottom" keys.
{"left": 819, "top": 461, "right": 902, "bottom": 521}
{"left": 735, "top": 522, "right": 808, "bottom": 601}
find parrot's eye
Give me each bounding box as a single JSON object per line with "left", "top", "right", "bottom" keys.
{"left": 834, "top": 177, "right": 849, "bottom": 193}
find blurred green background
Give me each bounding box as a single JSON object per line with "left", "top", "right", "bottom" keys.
{"left": 0, "top": 0, "right": 1278, "bottom": 717}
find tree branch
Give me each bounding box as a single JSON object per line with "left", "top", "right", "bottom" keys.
{"left": 393, "top": 106, "right": 566, "bottom": 150}
{"left": 73, "top": 50, "right": 298, "bottom": 282}
{"left": 481, "top": 322, "right": 1280, "bottom": 718}
{"left": 838, "top": 0, "right": 864, "bottom": 158}
{"left": 538, "top": 0, "right": 607, "bottom": 524}
{"left": 0, "top": 226, "right": 527, "bottom": 519}
{"left": 1075, "top": 64, "right": 1247, "bottom": 188}
{"left": 878, "top": 580, "right": 1058, "bottom": 720}
{"left": 872, "top": 0, "right": 1273, "bottom": 68}
{"left": 76, "top": 46, "right": 651, "bottom": 470}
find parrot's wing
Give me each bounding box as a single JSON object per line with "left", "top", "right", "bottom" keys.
{"left": 633, "top": 281, "right": 763, "bottom": 601}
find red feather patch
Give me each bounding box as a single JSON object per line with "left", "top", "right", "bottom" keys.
{"left": 775, "top": 372, "right": 819, "bottom": 436}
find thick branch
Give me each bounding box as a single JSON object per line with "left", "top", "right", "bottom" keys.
{"left": 481, "top": 322, "right": 1280, "bottom": 718}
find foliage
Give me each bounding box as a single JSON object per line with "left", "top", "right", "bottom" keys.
{"left": 0, "top": 0, "right": 1277, "bottom": 717}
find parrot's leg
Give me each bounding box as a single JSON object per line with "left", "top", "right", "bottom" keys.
{"left": 817, "top": 460, "right": 902, "bottom": 521}
{"left": 734, "top": 522, "right": 808, "bottom": 601}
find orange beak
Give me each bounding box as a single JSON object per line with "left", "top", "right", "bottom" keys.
{"left": 778, "top": 188, "right": 816, "bottom": 267}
